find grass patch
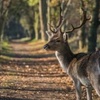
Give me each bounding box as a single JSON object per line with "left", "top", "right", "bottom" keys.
{"left": 0, "top": 41, "right": 12, "bottom": 52}
{"left": 0, "top": 42, "right": 13, "bottom": 60}
{"left": 0, "top": 55, "right": 12, "bottom": 61}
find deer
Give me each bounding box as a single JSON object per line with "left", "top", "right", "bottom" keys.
{"left": 43, "top": 0, "right": 100, "bottom": 100}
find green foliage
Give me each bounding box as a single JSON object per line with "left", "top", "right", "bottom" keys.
{"left": 0, "top": 41, "right": 11, "bottom": 52}
{"left": 8, "top": 0, "right": 28, "bottom": 17}
{"left": 24, "top": 0, "right": 39, "bottom": 6}
{"left": 20, "top": 15, "right": 30, "bottom": 31}
{"left": 50, "top": 0, "right": 60, "bottom": 7}
{"left": 0, "top": 0, "right": 99, "bottom": 52}
{"left": 50, "top": 0, "right": 68, "bottom": 7}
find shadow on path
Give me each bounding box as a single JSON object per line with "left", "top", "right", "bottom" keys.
{"left": 0, "top": 87, "right": 68, "bottom": 92}
{"left": 0, "top": 97, "right": 30, "bottom": 100}
{"left": 0, "top": 52, "right": 54, "bottom": 59}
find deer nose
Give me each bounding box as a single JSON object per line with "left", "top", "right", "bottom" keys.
{"left": 43, "top": 44, "right": 50, "bottom": 50}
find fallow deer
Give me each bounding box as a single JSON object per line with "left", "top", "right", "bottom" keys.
{"left": 44, "top": 0, "right": 100, "bottom": 100}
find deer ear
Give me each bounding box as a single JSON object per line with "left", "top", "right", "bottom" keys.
{"left": 63, "top": 33, "right": 68, "bottom": 42}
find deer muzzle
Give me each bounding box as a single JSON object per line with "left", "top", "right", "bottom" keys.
{"left": 43, "top": 44, "right": 50, "bottom": 50}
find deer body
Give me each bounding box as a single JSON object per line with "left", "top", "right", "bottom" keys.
{"left": 44, "top": 0, "right": 100, "bottom": 99}
{"left": 44, "top": 37, "right": 100, "bottom": 100}
{"left": 55, "top": 41, "right": 73, "bottom": 72}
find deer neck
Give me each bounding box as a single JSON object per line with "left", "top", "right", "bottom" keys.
{"left": 55, "top": 42, "right": 74, "bottom": 73}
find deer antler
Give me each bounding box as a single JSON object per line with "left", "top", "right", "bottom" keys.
{"left": 48, "top": 23, "right": 56, "bottom": 33}
{"left": 56, "top": 0, "right": 71, "bottom": 32}
{"left": 49, "top": 0, "right": 90, "bottom": 34}
{"left": 49, "top": 0, "right": 71, "bottom": 33}
{"left": 65, "top": 0, "right": 90, "bottom": 33}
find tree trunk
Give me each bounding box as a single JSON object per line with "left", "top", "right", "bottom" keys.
{"left": 1, "top": 10, "right": 9, "bottom": 41}
{"left": 39, "top": 0, "right": 48, "bottom": 41}
{"left": 88, "top": 0, "right": 100, "bottom": 52}
{"left": 81, "top": 25, "right": 87, "bottom": 48}
{"left": 0, "top": 0, "right": 11, "bottom": 43}
{"left": 79, "top": 24, "right": 87, "bottom": 50}
{"left": 47, "top": 0, "right": 50, "bottom": 31}
{"left": 34, "top": 7, "right": 40, "bottom": 40}
{"left": 0, "top": 17, "right": 4, "bottom": 42}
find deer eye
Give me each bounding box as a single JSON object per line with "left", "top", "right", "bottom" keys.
{"left": 56, "top": 40, "right": 60, "bottom": 42}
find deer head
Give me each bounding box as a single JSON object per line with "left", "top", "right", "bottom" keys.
{"left": 44, "top": 31, "right": 67, "bottom": 51}
{"left": 44, "top": 0, "right": 90, "bottom": 52}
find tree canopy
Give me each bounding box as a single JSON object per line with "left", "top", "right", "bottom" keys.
{"left": 0, "top": 0, "right": 100, "bottom": 52}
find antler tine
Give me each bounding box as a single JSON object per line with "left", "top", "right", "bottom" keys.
{"left": 54, "top": 0, "right": 65, "bottom": 33}
{"left": 65, "top": 0, "right": 90, "bottom": 33}
{"left": 48, "top": 23, "right": 57, "bottom": 33}
{"left": 55, "top": 0, "right": 71, "bottom": 32}
{"left": 56, "top": 5, "right": 63, "bottom": 28}
{"left": 48, "top": 0, "right": 73, "bottom": 33}
{"left": 48, "top": 1, "right": 65, "bottom": 33}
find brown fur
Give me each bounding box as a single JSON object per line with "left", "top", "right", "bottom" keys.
{"left": 44, "top": 33, "right": 100, "bottom": 100}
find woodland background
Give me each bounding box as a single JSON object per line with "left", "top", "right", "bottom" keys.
{"left": 0, "top": 0, "right": 100, "bottom": 52}
{"left": 0, "top": 0, "right": 100, "bottom": 100}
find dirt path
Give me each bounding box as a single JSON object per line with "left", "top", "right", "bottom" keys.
{"left": 0, "top": 41, "right": 99, "bottom": 100}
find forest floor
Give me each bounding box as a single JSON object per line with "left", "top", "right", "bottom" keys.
{"left": 0, "top": 40, "right": 99, "bottom": 100}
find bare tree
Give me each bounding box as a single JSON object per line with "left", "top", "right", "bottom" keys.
{"left": 39, "top": 0, "right": 48, "bottom": 41}
{"left": 0, "top": 0, "right": 11, "bottom": 42}
{"left": 88, "top": 0, "right": 100, "bottom": 52}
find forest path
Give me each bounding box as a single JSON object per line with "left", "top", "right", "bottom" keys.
{"left": 0, "top": 41, "right": 99, "bottom": 100}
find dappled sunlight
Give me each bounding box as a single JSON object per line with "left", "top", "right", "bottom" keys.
{"left": 9, "top": 40, "right": 53, "bottom": 55}
{"left": 0, "top": 41, "right": 99, "bottom": 100}
{"left": 0, "top": 0, "right": 100, "bottom": 99}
